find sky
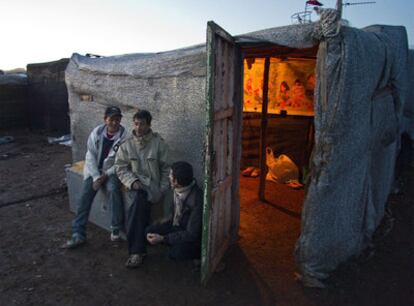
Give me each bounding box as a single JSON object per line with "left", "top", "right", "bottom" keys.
{"left": 1, "top": 0, "right": 413, "bottom": 70}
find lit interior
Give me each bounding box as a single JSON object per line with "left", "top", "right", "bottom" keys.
{"left": 238, "top": 51, "right": 317, "bottom": 281}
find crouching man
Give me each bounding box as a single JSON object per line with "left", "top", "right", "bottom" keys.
{"left": 62, "top": 106, "right": 128, "bottom": 248}
{"left": 146, "top": 161, "right": 202, "bottom": 262}
{"left": 114, "top": 110, "right": 170, "bottom": 268}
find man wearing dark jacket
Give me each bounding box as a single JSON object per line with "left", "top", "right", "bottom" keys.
{"left": 146, "top": 161, "right": 202, "bottom": 261}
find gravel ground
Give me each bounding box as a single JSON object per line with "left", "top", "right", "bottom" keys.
{"left": 0, "top": 129, "right": 412, "bottom": 306}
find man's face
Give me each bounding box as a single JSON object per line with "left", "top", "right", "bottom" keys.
{"left": 169, "top": 169, "right": 179, "bottom": 188}
{"left": 105, "top": 115, "right": 122, "bottom": 134}
{"left": 134, "top": 118, "right": 150, "bottom": 137}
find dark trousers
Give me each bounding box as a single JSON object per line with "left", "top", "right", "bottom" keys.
{"left": 126, "top": 190, "right": 151, "bottom": 254}
{"left": 145, "top": 222, "right": 201, "bottom": 260}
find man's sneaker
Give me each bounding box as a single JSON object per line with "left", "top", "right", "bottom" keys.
{"left": 294, "top": 272, "right": 327, "bottom": 288}
{"left": 60, "top": 237, "right": 86, "bottom": 249}
{"left": 110, "top": 229, "right": 121, "bottom": 242}
{"left": 125, "top": 254, "right": 146, "bottom": 268}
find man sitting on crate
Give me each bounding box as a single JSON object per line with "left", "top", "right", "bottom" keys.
{"left": 146, "top": 161, "right": 203, "bottom": 263}
{"left": 61, "top": 106, "right": 128, "bottom": 248}
{"left": 114, "top": 109, "right": 170, "bottom": 268}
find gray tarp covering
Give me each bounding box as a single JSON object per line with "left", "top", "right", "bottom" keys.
{"left": 236, "top": 23, "right": 317, "bottom": 48}
{"left": 293, "top": 10, "right": 409, "bottom": 280}
{"left": 65, "top": 45, "right": 207, "bottom": 182}
{"left": 403, "top": 50, "right": 414, "bottom": 139}
{"left": 68, "top": 45, "right": 205, "bottom": 79}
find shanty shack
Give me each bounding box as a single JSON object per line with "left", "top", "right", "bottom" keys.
{"left": 27, "top": 59, "right": 70, "bottom": 133}
{"left": 65, "top": 8, "right": 412, "bottom": 285}
{"left": 0, "top": 73, "right": 28, "bottom": 129}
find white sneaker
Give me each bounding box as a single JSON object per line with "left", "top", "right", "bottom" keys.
{"left": 110, "top": 230, "right": 121, "bottom": 242}
{"left": 125, "top": 254, "right": 146, "bottom": 268}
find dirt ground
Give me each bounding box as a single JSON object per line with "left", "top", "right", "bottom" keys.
{"left": 0, "top": 128, "right": 413, "bottom": 306}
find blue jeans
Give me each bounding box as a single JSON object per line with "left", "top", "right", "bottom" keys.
{"left": 71, "top": 175, "right": 124, "bottom": 240}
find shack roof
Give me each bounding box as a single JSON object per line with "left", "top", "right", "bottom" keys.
{"left": 0, "top": 73, "right": 27, "bottom": 86}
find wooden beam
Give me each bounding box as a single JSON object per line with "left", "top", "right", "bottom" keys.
{"left": 336, "top": 0, "right": 343, "bottom": 18}
{"left": 242, "top": 45, "right": 318, "bottom": 59}
{"left": 212, "top": 174, "right": 233, "bottom": 196}
{"left": 258, "top": 56, "right": 271, "bottom": 201}
{"left": 214, "top": 108, "right": 234, "bottom": 121}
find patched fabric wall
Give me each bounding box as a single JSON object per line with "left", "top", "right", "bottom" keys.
{"left": 65, "top": 46, "right": 207, "bottom": 182}
{"left": 295, "top": 9, "right": 409, "bottom": 281}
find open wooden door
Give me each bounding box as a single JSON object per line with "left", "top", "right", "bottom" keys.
{"left": 201, "top": 21, "right": 242, "bottom": 284}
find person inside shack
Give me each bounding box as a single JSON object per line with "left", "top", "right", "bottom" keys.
{"left": 61, "top": 106, "right": 128, "bottom": 248}
{"left": 278, "top": 81, "right": 291, "bottom": 109}
{"left": 146, "top": 161, "right": 203, "bottom": 263}
{"left": 114, "top": 110, "right": 170, "bottom": 268}
{"left": 291, "top": 79, "right": 306, "bottom": 108}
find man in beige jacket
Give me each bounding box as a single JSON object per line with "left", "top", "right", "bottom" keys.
{"left": 115, "top": 109, "right": 170, "bottom": 268}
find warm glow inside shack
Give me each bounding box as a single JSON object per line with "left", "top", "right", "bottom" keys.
{"left": 243, "top": 57, "right": 315, "bottom": 116}
{"left": 239, "top": 48, "right": 317, "bottom": 210}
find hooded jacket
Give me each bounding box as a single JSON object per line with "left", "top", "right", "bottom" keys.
{"left": 83, "top": 124, "right": 128, "bottom": 181}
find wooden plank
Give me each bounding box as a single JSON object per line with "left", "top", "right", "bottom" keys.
{"left": 211, "top": 190, "right": 220, "bottom": 261}
{"left": 214, "top": 121, "right": 221, "bottom": 181}
{"left": 202, "top": 21, "right": 239, "bottom": 286}
{"left": 201, "top": 20, "right": 217, "bottom": 285}
{"left": 222, "top": 118, "right": 228, "bottom": 179}
{"left": 212, "top": 174, "right": 233, "bottom": 195}
{"left": 226, "top": 120, "right": 233, "bottom": 177}
{"left": 207, "top": 21, "right": 234, "bottom": 43}
{"left": 242, "top": 45, "right": 318, "bottom": 59}
{"left": 222, "top": 41, "right": 230, "bottom": 109}
{"left": 216, "top": 187, "right": 224, "bottom": 250}
{"left": 259, "top": 56, "right": 271, "bottom": 201}
{"left": 214, "top": 41, "right": 235, "bottom": 112}
{"left": 214, "top": 108, "right": 234, "bottom": 121}
{"left": 216, "top": 119, "right": 223, "bottom": 181}
{"left": 230, "top": 46, "right": 243, "bottom": 244}
{"left": 210, "top": 236, "right": 231, "bottom": 274}
{"left": 224, "top": 183, "right": 232, "bottom": 236}
{"left": 214, "top": 38, "right": 223, "bottom": 112}
{"left": 224, "top": 43, "right": 235, "bottom": 108}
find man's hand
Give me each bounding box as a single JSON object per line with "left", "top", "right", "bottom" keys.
{"left": 132, "top": 180, "right": 143, "bottom": 190}
{"left": 146, "top": 233, "right": 164, "bottom": 245}
{"left": 92, "top": 174, "right": 108, "bottom": 191}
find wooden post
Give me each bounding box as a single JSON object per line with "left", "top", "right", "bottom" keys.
{"left": 336, "top": 0, "right": 343, "bottom": 19}
{"left": 259, "top": 56, "right": 271, "bottom": 201}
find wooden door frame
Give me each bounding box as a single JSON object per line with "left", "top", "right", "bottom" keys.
{"left": 201, "top": 21, "right": 243, "bottom": 285}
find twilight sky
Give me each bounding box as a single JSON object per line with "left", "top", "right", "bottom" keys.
{"left": 1, "top": 0, "right": 413, "bottom": 70}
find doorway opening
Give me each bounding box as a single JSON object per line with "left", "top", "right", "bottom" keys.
{"left": 237, "top": 44, "right": 318, "bottom": 283}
